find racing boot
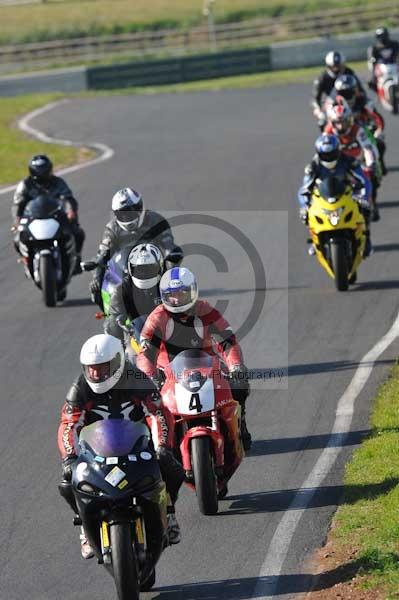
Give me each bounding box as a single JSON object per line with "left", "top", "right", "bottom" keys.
{"left": 166, "top": 509, "right": 181, "bottom": 545}
{"left": 363, "top": 230, "right": 374, "bottom": 258}
{"left": 80, "top": 526, "right": 94, "bottom": 559}
{"left": 240, "top": 409, "right": 252, "bottom": 451}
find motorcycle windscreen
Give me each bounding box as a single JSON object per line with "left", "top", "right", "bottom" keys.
{"left": 169, "top": 349, "right": 213, "bottom": 378}
{"left": 107, "top": 245, "right": 132, "bottom": 284}
{"left": 79, "top": 419, "right": 149, "bottom": 457}
{"left": 23, "top": 196, "right": 62, "bottom": 218}
{"left": 317, "top": 176, "right": 346, "bottom": 202}
{"left": 28, "top": 218, "right": 60, "bottom": 240}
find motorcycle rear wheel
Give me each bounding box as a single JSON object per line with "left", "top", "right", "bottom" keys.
{"left": 191, "top": 437, "right": 218, "bottom": 515}
{"left": 330, "top": 241, "right": 348, "bottom": 292}
{"left": 110, "top": 522, "right": 140, "bottom": 600}
{"left": 40, "top": 253, "right": 56, "bottom": 307}
{"left": 389, "top": 84, "right": 398, "bottom": 114}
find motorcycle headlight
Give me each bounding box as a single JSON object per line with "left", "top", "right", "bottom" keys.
{"left": 321, "top": 207, "right": 344, "bottom": 226}
{"left": 78, "top": 481, "right": 103, "bottom": 495}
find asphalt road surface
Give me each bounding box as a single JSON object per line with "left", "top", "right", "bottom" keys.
{"left": 1, "top": 82, "right": 399, "bottom": 600}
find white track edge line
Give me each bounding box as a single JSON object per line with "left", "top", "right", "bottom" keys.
{"left": 0, "top": 98, "right": 114, "bottom": 195}
{"left": 253, "top": 310, "right": 399, "bottom": 599}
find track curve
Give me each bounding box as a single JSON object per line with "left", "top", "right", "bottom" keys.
{"left": 1, "top": 83, "right": 399, "bottom": 600}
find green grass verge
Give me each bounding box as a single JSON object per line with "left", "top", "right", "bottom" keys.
{"left": 0, "top": 0, "right": 390, "bottom": 44}
{"left": 0, "top": 94, "right": 94, "bottom": 187}
{"left": 328, "top": 362, "right": 399, "bottom": 597}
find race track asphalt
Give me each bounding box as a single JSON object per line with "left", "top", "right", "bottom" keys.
{"left": 1, "top": 82, "right": 399, "bottom": 600}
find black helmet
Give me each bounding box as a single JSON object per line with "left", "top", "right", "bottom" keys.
{"left": 29, "top": 155, "right": 53, "bottom": 183}
{"left": 334, "top": 74, "right": 357, "bottom": 107}
{"left": 375, "top": 27, "right": 389, "bottom": 45}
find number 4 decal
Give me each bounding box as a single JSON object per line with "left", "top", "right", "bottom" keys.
{"left": 189, "top": 393, "right": 203, "bottom": 413}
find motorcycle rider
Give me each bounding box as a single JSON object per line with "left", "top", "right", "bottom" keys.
{"left": 333, "top": 74, "right": 387, "bottom": 175}
{"left": 12, "top": 155, "right": 85, "bottom": 270}
{"left": 368, "top": 27, "right": 399, "bottom": 91}
{"left": 325, "top": 96, "right": 381, "bottom": 222}
{"left": 312, "top": 51, "right": 366, "bottom": 128}
{"left": 297, "top": 133, "right": 373, "bottom": 257}
{"left": 57, "top": 333, "right": 185, "bottom": 558}
{"left": 90, "top": 188, "right": 183, "bottom": 309}
{"left": 105, "top": 243, "right": 164, "bottom": 345}
{"left": 136, "top": 267, "right": 252, "bottom": 454}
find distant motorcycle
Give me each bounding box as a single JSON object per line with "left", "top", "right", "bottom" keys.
{"left": 307, "top": 177, "right": 367, "bottom": 291}
{"left": 72, "top": 419, "right": 167, "bottom": 600}
{"left": 160, "top": 349, "right": 244, "bottom": 515}
{"left": 374, "top": 63, "right": 399, "bottom": 114}
{"left": 16, "top": 195, "right": 77, "bottom": 306}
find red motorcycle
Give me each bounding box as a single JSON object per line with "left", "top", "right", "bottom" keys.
{"left": 161, "top": 349, "right": 244, "bottom": 515}
{"left": 374, "top": 63, "right": 399, "bottom": 114}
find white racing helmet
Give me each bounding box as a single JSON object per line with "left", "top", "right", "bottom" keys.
{"left": 80, "top": 334, "right": 125, "bottom": 394}
{"left": 127, "top": 243, "right": 164, "bottom": 290}
{"left": 112, "top": 188, "right": 146, "bottom": 233}
{"left": 325, "top": 50, "right": 345, "bottom": 77}
{"left": 160, "top": 267, "right": 198, "bottom": 314}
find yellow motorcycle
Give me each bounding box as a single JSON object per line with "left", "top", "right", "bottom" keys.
{"left": 308, "top": 178, "right": 367, "bottom": 291}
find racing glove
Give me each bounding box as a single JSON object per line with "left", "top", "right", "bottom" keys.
{"left": 299, "top": 207, "right": 309, "bottom": 225}
{"left": 62, "top": 456, "right": 77, "bottom": 482}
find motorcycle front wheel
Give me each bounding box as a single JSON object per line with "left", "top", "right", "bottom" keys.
{"left": 110, "top": 522, "right": 140, "bottom": 600}
{"left": 191, "top": 437, "right": 218, "bottom": 515}
{"left": 40, "top": 253, "right": 56, "bottom": 307}
{"left": 330, "top": 241, "right": 349, "bottom": 292}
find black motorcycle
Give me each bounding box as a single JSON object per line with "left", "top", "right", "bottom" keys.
{"left": 72, "top": 419, "right": 167, "bottom": 600}
{"left": 17, "top": 195, "right": 77, "bottom": 306}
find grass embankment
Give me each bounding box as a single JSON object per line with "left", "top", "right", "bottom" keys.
{"left": 0, "top": 94, "right": 93, "bottom": 186}
{"left": 0, "top": 0, "right": 391, "bottom": 44}
{"left": 309, "top": 364, "right": 399, "bottom": 599}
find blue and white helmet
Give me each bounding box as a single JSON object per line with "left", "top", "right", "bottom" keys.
{"left": 315, "top": 134, "right": 340, "bottom": 169}
{"left": 160, "top": 267, "right": 198, "bottom": 314}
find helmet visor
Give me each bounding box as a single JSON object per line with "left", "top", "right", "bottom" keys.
{"left": 115, "top": 204, "right": 142, "bottom": 224}
{"left": 319, "top": 148, "right": 340, "bottom": 162}
{"left": 131, "top": 263, "right": 160, "bottom": 280}
{"left": 84, "top": 362, "right": 110, "bottom": 384}
{"left": 161, "top": 286, "right": 194, "bottom": 309}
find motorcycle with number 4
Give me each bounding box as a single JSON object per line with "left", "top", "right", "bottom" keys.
{"left": 16, "top": 195, "right": 77, "bottom": 306}
{"left": 374, "top": 62, "right": 399, "bottom": 114}
{"left": 70, "top": 419, "right": 167, "bottom": 600}
{"left": 307, "top": 178, "right": 367, "bottom": 291}
{"left": 160, "top": 349, "right": 244, "bottom": 516}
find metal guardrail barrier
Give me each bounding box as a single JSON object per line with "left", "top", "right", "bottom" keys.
{"left": 86, "top": 47, "right": 271, "bottom": 90}
{"left": 1, "top": 1, "right": 398, "bottom": 71}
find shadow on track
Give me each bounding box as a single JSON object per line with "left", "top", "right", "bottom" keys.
{"left": 247, "top": 429, "right": 370, "bottom": 457}
{"left": 217, "top": 477, "right": 399, "bottom": 516}
{"left": 373, "top": 243, "right": 399, "bottom": 252}
{"left": 376, "top": 199, "right": 399, "bottom": 209}
{"left": 202, "top": 285, "right": 306, "bottom": 297}
{"left": 151, "top": 574, "right": 312, "bottom": 599}
{"left": 286, "top": 358, "right": 394, "bottom": 377}
{"left": 353, "top": 280, "right": 399, "bottom": 291}
{"left": 150, "top": 547, "right": 399, "bottom": 597}
{"left": 62, "top": 297, "right": 93, "bottom": 307}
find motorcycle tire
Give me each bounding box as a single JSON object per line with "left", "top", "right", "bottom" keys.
{"left": 191, "top": 437, "right": 218, "bottom": 515}
{"left": 389, "top": 84, "right": 398, "bottom": 115}
{"left": 40, "top": 253, "right": 56, "bottom": 307}
{"left": 140, "top": 567, "right": 156, "bottom": 591}
{"left": 330, "top": 241, "right": 349, "bottom": 292}
{"left": 110, "top": 522, "right": 140, "bottom": 600}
